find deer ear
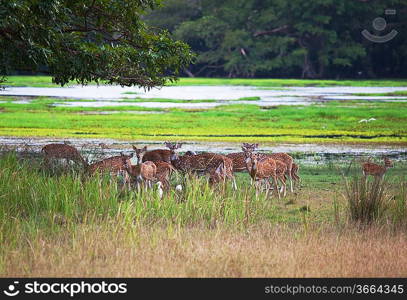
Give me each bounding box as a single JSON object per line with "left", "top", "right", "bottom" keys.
{"left": 142, "top": 146, "right": 147, "bottom": 152}
{"left": 132, "top": 145, "right": 137, "bottom": 151}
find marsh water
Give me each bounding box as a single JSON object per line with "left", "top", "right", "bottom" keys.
{"left": 2, "top": 85, "right": 407, "bottom": 109}
{"left": 1, "top": 85, "right": 406, "bottom": 163}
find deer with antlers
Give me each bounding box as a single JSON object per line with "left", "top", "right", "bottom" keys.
{"left": 362, "top": 156, "right": 393, "bottom": 179}
{"left": 226, "top": 143, "right": 258, "bottom": 172}
{"left": 242, "top": 146, "right": 280, "bottom": 198}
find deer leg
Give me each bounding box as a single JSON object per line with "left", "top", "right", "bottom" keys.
{"left": 254, "top": 178, "right": 260, "bottom": 197}
{"left": 262, "top": 179, "right": 269, "bottom": 197}
{"left": 136, "top": 179, "right": 142, "bottom": 193}
{"left": 230, "top": 175, "right": 237, "bottom": 191}
{"left": 279, "top": 176, "right": 286, "bottom": 197}
{"left": 289, "top": 175, "right": 294, "bottom": 193}
{"left": 292, "top": 174, "right": 299, "bottom": 190}
{"left": 273, "top": 176, "right": 280, "bottom": 199}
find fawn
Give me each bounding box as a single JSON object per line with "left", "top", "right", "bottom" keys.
{"left": 362, "top": 157, "right": 393, "bottom": 178}
{"left": 126, "top": 146, "right": 157, "bottom": 189}
{"left": 208, "top": 158, "right": 236, "bottom": 189}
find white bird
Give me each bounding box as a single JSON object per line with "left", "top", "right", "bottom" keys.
{"left": 359, "top": 119, "right": 368, "bottom": 123}
{"left": 368, "top": 118, "right": 376, "bottom": 122}
{"left": 156, "top": 182, "right": 163, "bottom": 199}
{"left": 175, "top": 184, "right": 183, "bottom": 193}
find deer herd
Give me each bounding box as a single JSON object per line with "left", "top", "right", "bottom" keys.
{"left": 41, "top": 141, "right": 394, "bottom": 198}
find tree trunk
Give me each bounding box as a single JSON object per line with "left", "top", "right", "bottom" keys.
{"left": 184, "top": 69, "right": 195, "bottom": 77}
{"left": 302, "top": 53, "right": 317, "bottom": 79}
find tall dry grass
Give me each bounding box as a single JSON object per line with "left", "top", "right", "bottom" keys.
{"left": 2, "top": 224, "right": 407, "bottom": 277}
{"left": 344, "top": 175, "right": 407, "bottom": 227}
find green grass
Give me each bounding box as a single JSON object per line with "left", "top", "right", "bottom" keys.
{"left": 120, "top": 97, "right": 219, "bottom": 103}
{"left": 352, "top": 90, "right": 407, "bottom": 97}
{"left": 0, "top": 153, "right": 329, "bottom": 232}
{"left": 0, "top": 97, "right": 406, "bottom": 143}
{"left": 0, "top": 152, "right": 405, "bottom": 233}
{"left": 237, "top": 96, "right": 261, "bottom": 101}
{"left": 3, "top": 76, "right": 407, "bottom": 87}
{"left": 1, "top": 76, "right": 67, "bottom": 87}
{"left": 120, "top": 97, "right": 260, "bottom": 103}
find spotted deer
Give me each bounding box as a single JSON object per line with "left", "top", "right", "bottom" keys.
{"left": 275, "top": 160, "right": 287, "bottom": 197}
{"left": 166, "top": 143, "right": 236, "bottom": 189}
{"left": 245, "top": 143, "right": 294, "bottom": 193}
{"left": 226, "top": 143, "right": 258, "bottom": 172}
{"left": 41, "top": 143, "right": 87, "bottom": 168}
{"left": 267, "top": 152, "right": 294, "bottom": 193}
{"left": 141, "top": 142, "right": 181, "bottom": 163}
{"left": 243, "top": 147, "right": 280, "bottom": 198}
{"left": 87, "top": 154, "right": 134, "bottom": 188}
{"left": 362, "top": 157, "right": 393, "bottom": 179}
{"left": 208, "top": 163, "right": 225, "bottom": 186}
{"left": 87, "top": 155, "right": 132, "bottom": 174}
{"left": 207, "top": 156, "right": 236, "bottom": 189}
{"left": 123, "top": 148, "right": 157, "bottom": 189}
{"left": 153, "top": 161, "right": 177, "bottom": 192}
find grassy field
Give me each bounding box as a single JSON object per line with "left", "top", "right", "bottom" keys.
{"left": 0, "top": 152, "right": 406, "bottom": 277}
{"left": 0, "top": 97, "right": 406, "bottom": 144}
{"left": 2, "top": 75, "right": 406, "bottom": 277}
{"left": 3, "top": 75, "right": 407, "bottom": 87}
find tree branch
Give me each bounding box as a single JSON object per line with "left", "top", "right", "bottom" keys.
{"left": 253, "top": 25, "right": 289, "bottom": 37}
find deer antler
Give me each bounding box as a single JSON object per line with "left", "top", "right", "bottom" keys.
{"left": 164, "top": 141, "right": 177, "bottom": 150}
{"left": 242, "top": 143, "right": 258, "bottom": 152}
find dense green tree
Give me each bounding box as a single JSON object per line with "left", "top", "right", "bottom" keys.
{"left": 147, "top": 0, "right": 407, "bottom": 78}
{"left": 0, "top": 0, "right": 194, "bottom": 87}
